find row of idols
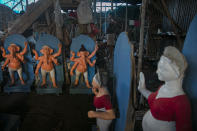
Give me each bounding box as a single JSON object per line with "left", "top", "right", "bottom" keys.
{"left": 1, "top": 34, "right": 97, "bottom": 94}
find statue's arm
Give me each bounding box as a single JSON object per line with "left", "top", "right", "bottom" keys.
{"left": 35, "top": 60, "right": 43, "bottom": 75}
{"left": 138, "top": 72, "right": 152, "bottom": 99}
{"left": 53, "top": 44, "right": 62, "bottom": 58}
{"left": 32, "top": 49, "right": 40, "bottom": 60}
{"left": 20, "top": 42, "right": 28, "bottom": 55}
{"left": 1, "top": 47, "right": 8, "bottom": 58}
{"left": 70, "top": 62, "right": 78, "bottom": 76}
{"left": 88, "top": 44, "right": 98, "bottom": 59}
{"left": 17, "top": 54, "right": 25, "bottom": 63}
{"left": 52, "top": 57, "right": 59, "bottom": 65}
{"left": 86, "top": 58, "right": 96, "bottom": 67}
{"left": 70, "top": 51, "right": 77, "bottom": 62}
{"left": 2, "top": 58, "right": 10, "bottom": 70}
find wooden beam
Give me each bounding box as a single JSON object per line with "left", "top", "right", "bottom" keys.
{"left": 161, "top": 0, "right": 183, "bottom": 50}
{"left": 54, "top": 0, "right": 63, "bottom": 41}
{"left": 45, "top": 10, "right": 51, "bottom": 26}
{"left": 151, "top": 1, "right": 184, "bottom": 33}
{"left": 125, "top": 43, "right": 136, "bottom": 131}
{"left": 8, "top": 0, "right": 53, "bottom": 35}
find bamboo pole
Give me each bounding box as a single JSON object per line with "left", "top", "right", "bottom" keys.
{"left": 93, "top": 0, "right": 96, "bottom": 22}
{"left": 12, "top": 0, "right": 22, "bottom": 10}
{"left": 161, "top": 0, "right": 183, "bottom": 50}
{"left": 105, "top": 6, "right": 106, "bottom": 34}
{"left": 54, "top": 0, "right": 63, "bottom": 41}
{"left": 125, "top": 0, "right": 128, "bottom": 31}
{"left": 115, "top": 2, "right": 117, "bottom": 18}
{"left": 26, "top": 0, "right": 29, "bottom": 9}
{"left": 21, "top": 1, "right": 24, "bottom": 11}
{"left": 3, "top": 0, "right": 13, "bottom": 5}
{"left": 125, "top": 42, "right": 136, "bottom": 131}
{"left": 137, "top": 0, "right": 147, "bottom": 79}
{"left": 100, "top": 0, "right": 102, "bottom": 35}
{"left": 111, "top": 0, "right": 113, "bottom": 11}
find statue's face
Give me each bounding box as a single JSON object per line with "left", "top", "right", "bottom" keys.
{"left": 8, "top": 44, "right": 20, "bottom": 54}
{"left": 77, "top": 51, "right": 89, "bottom": 57}
{"left": 156, "top": 56, "right": 179, "bottom": 81}
{"left": 40, "top": 46, "right": 53, "bottom": 55}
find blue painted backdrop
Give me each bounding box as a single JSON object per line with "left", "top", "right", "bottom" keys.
{"left": 182, "top": 14, "right": 197, "bottom": 131}
{"left": 114, "top": 32, "right": 132, "bottom": 131}
{"left": 4, "top": 34, "right": 34, "bottom": 84}
{"left": 70, "top": 34, "right": 96, "bottom": 84}
{"left": 35, "top": 34, "right": 64, "bottom": 83}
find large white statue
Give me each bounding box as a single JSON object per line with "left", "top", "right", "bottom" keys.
{"left": 138, "top": 46, "right": 192, "bottom": 131}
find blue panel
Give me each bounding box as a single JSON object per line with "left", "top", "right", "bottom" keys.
{"left": 113, "top": 32, "right": 132, "bottom": 131}
{"left": 3, "top": 34, "right": 34, "bottom": 92}
{"left": 182, "top": 14, "right": 197, "bottom": 130}
{"left": 70, "top": 35, "right": 96, "bottom": 84}
{"left": 35, "top": 34, "right": 64, "bottom": 87}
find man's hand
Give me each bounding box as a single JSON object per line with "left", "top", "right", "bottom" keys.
{"left": 88, "top": 111, "right": 96, "bottom": 118}
{"left": 92, "top": 87, "right": 98, "bottom": 95}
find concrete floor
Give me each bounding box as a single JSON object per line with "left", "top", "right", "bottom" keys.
{"left": 0, "top": 92, "right": 95, "bottom": 131}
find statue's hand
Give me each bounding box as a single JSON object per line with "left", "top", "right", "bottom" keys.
{"left": 138, "top": 72, "right": 146, "bottom": 91}
{"left": 58, "top": 44, "right": 62, "bottom": 48}
{"left": 93, "top": 60, "right": 96, "bottom": 65}
{"left": 24, "top": 41, "right": 28, "bottom": 46}
{"left": 70, "top": 71, "right": 74, "bottom": 76}
{"left": 95, "top": 44, "right": 99, "bottom": 51}
{"left": 0, "top": 46, "right": 4, "bottom": 51}
{"left": 70, "top": 51, "right": 75, "bottom": 56}
{"left": 35, "top": 70, "right": 39, "bottom": 76}
{"left": 1, "top": 66, "right": 5, "bottom": 71}
{"left": 32, "top": 49, "right": 36, "bottom": 53}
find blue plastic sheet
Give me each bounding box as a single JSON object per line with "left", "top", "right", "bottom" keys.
{"left": 113, "top": 32, "right": 132, "bottom": 131}
{"left": 182, "top": 14, "right": 197, "bottom": 130}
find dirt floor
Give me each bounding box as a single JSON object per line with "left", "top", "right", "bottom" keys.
{"left": 0, "top": 89, "right": 95, "bottom": 131}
